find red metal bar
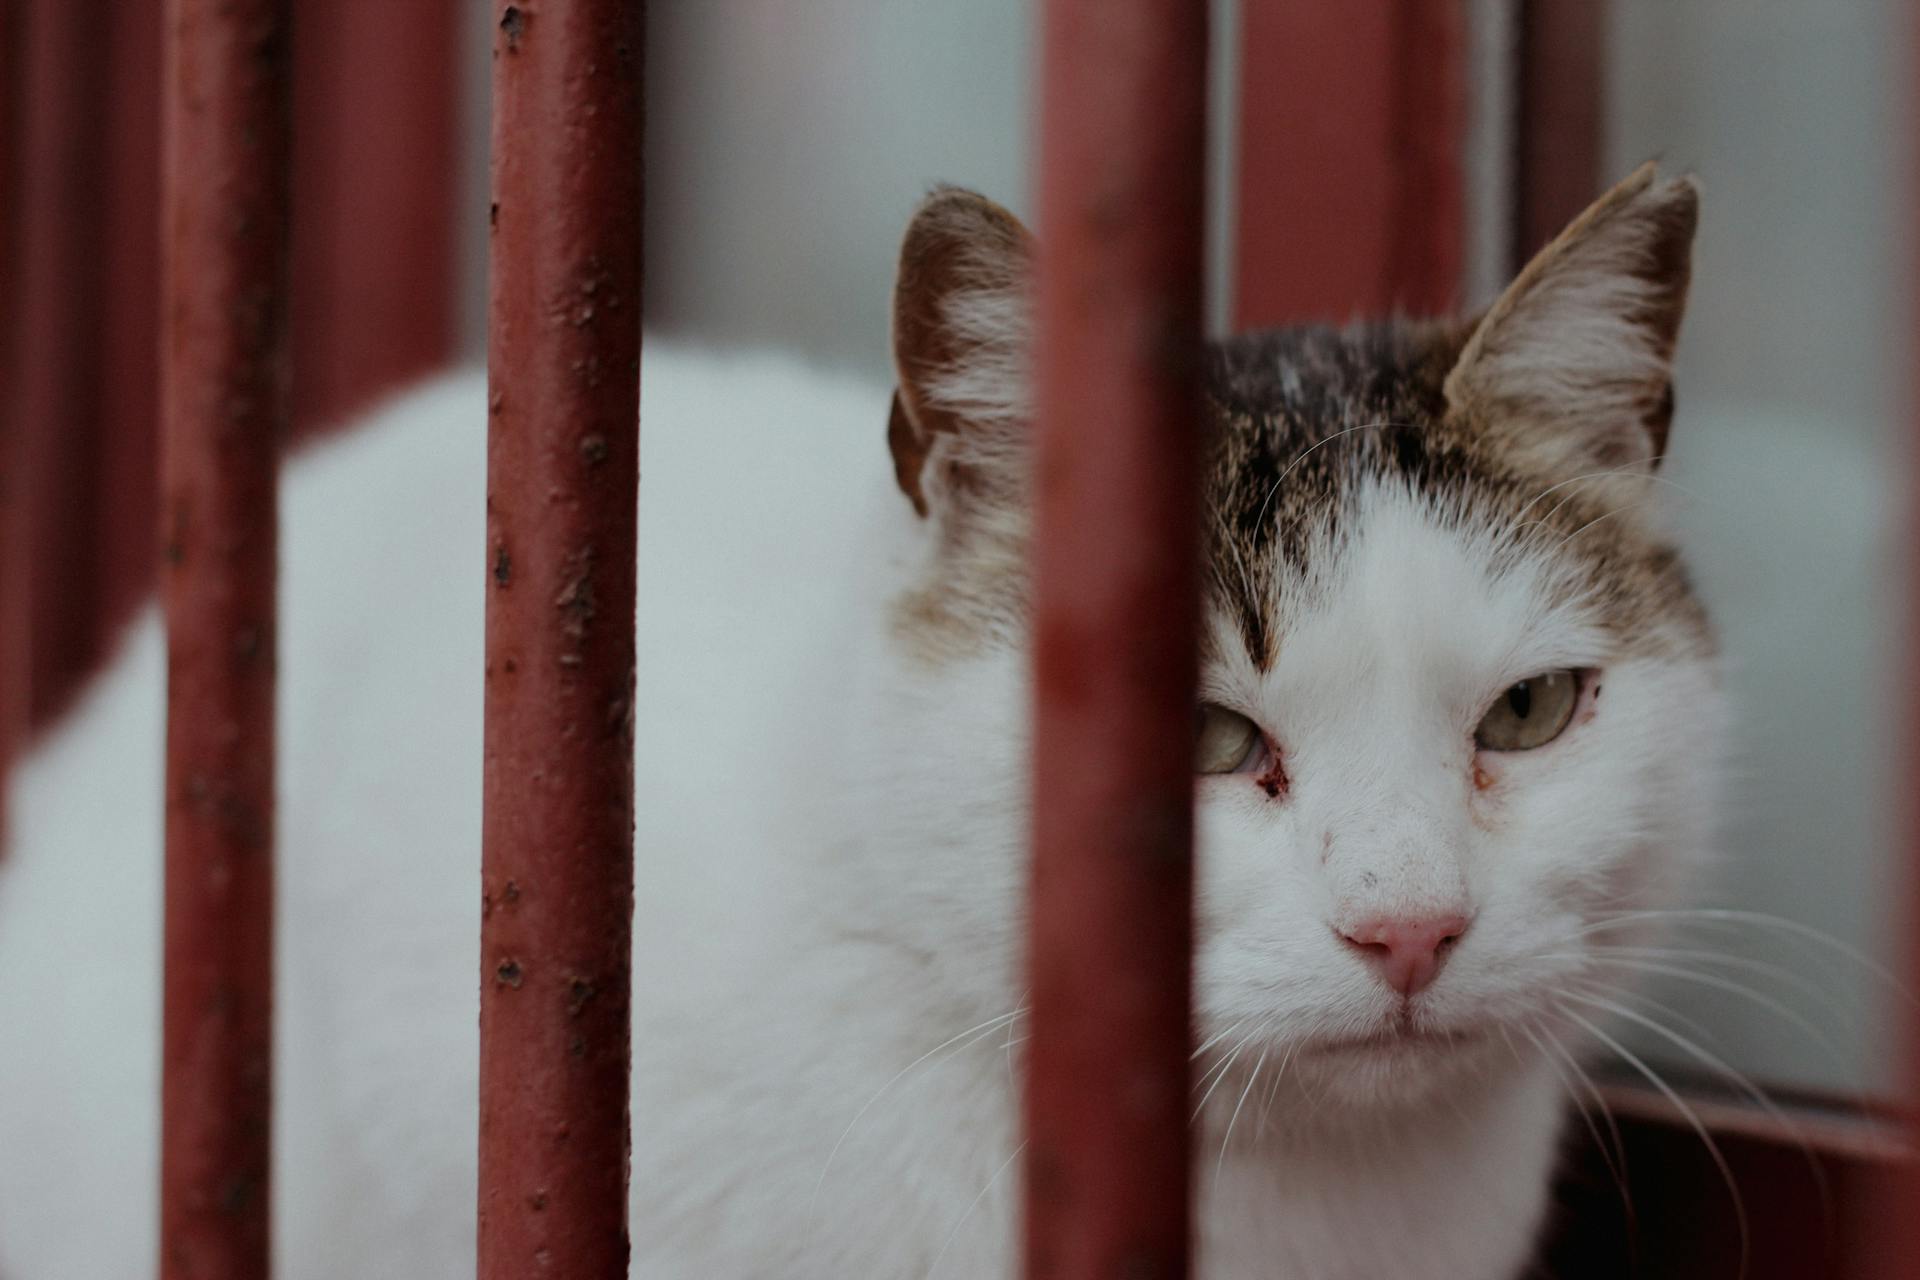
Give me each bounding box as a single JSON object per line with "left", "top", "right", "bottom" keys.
{"left": 0, "top": 0, "right": 457, "bottom": 765}
{"left": 1513, "top": 0, "right": 1606, "bottom": 267}
{"left": 158, "top": 0, "right": 290, "bottom": 1275}
{"left": 1024, "top": 2, "right": 1209, "bottom": 1277}
{"left": 93, "top": 0, "right": 165, "bottom": 694}
{"left": 0, "top": 0, "right": 23, "bottom": 843}
{"left": 478, "top": 2, "right": 644, "bottom": 1276}
{"left": 289, "top": 0, "right": 460, "bottom": 431}
{"left": 1896, "top": 6, "right": 1920, "bottom": 1272}
{"left": 1233, "top": 0, "right": 1465, "bottom": 327}
{"left": 10, "top": 0, "right": 112, "bottom": 729}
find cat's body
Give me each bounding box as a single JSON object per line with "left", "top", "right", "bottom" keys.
{"left": 0, "top": 168, "right": 1717, "bottom": 1278}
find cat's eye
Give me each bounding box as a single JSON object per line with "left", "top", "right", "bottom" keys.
{"left": 1474, "top": 670, "right": 1580, "bottom": 752}
{"left": 1196, "top": 704, "right": 1265, "bottom": 775}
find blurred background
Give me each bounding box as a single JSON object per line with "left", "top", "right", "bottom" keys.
{"left": 0, "top": 0, "right": 1912, "bottom": 1253}
{"left": 618, "top": 0, "right": 1920, "bottom": 1103}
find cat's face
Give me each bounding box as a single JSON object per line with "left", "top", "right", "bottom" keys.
{"left": 868, "top": 167, "right": 1718, "bottom": 1114}
{"left": 1187, "top": 325, "right": 1717, "bottom": 1111}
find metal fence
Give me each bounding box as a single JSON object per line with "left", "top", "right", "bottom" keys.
{"left": 3, "top": 1, "right": 1912, "bottom": 1277}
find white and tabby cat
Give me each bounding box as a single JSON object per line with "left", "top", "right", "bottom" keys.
{"left": 0, "top": 164, "right": 1716, "bottom": 1278}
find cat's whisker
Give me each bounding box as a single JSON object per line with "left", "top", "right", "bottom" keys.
{"left": 1512, "top": 1018, "right": 1630, "bottom": 1207}
{"left": 1554, "top": 1003, "right": 1751, "bottom": 1280}
{"left": 1574, "top": 942, "right": 1845, "bottom": 1014}
{"left": 1000, "top": 1031, "right": 1031, "bottom": 1084}
{"left": 1507, "top": 468, "right": 1708, "bottom": 545}
{"left": 1216, "top": 518, "right": 1263, "bottom": 631}
{"left": 1192, "top": 1032, "right": 1252, "bottom": 1110}
{"left": 1512, "top": 466, "right": 1705, "bottom": 523}
{"left": 1191, "top": 1033, "right": 1255, "bottom": 1125}
{"left": 1247, "top": 419, "right": 1407, "bottom": 543}
{"left": 1216, "top": 1046, "right": 1268, "bottom": 1185}
{"left": 1000, "top": 1007, "right": 1030, "bottom": 1081}
{"left": 1189, "top": 1054, "right": 1236, "bottom": 1113}
{"left": 1517, "top": 460, "right": 1717, "bottom": 548}
{"left": 924, "top": 1140, "right": 1027, "bottom": 1280}
{"left": 1193, "top": 1017, "right": 1246, "bottom": 1061}
{"left": 1255, "top": 1040, "right": 1299, "bottom": 1135}
{"left": 1564, "top": 977, "right": 1721, "bottom": 1051}
{"left": 811, "top": 1005, "right": 1023, "bottom": 1221}
{"left": 1189, "top": 1041, "right": 1238, "bottom": 1099}
{"left": 1554, "top": 499, "right": 1653, "bottom": 549}
{"left": 1576, "top": 908, "right": 1918, "bottom": 1005}
{"left": 1511, "top": 469, "right": 1628, "bottom": 523}
{"left": 1190, "top": 1018, "right": 1259, "bottom": 1100}
{"left": 1559, "top": 987, "right": 1833, "bottom": 1223}
{"left": 1559, "top": 951, "right": 1862, "bottom": 1088}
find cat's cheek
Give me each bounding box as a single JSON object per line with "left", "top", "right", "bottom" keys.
{"left": 1196, "top": 776, "right": 1276, "bottom": 820}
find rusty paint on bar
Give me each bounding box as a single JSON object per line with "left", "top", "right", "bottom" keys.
{"left": 1024, "top": 1, "right": 1209, "bottom": 1277}
{"left": 478, "top": 2, "right": 644, "bottom": 1276}
{"left": 158, "top": 0, "right": 291, "bottom": 1276}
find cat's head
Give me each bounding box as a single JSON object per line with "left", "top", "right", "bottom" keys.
{"left": 858, "top": 165, "right": 1717, "bottom": 1113}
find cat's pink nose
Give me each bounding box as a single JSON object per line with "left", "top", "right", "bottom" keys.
{"left": 1337, "top": 913, "right": 1472, "bottom": 997}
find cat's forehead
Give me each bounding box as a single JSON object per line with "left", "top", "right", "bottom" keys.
{"left": 1200, "top": 482, "right": 1605, "bottom": 728}
{"left": 1200, "top": 320, "right": 1712, "bottom": 672}
{"left": 1203, "top": 320, "right": 1469, "bottom": 568}
{"left": 1206, "top": 320, "right": 1461, "bottom": 428}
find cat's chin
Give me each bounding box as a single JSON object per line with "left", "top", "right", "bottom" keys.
{"left": 1279, "top": 1014, "right": 1521, "bottom": 1111}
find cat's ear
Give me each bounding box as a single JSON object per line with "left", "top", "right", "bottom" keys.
{"left": 1444, "top": 163, "right": 1699, "bottom": 472}
{"left": 889, "top": 187, "right": 1034, "bottom": 519}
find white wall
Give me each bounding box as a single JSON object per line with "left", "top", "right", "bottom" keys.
{"left": 1607, "top": 0, "right": 1912, "bottom": 1093}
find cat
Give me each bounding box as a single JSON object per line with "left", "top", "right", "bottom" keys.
{"left": 0, "top": 162, "right": 1716, "bottom": 1279}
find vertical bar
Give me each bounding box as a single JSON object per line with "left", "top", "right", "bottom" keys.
{"left": 1897, "top": 5, "right": 1920, "bottom": 1272}
{"left": 9, "top": 0, "right": 112, "bottom": 729}
{"left": 1512, "top": 0, "right": 1606, "bottom": 266}
{"left": 290, "top": 0, "right": 461, "bottom": 430}
{"left": 1233, "top": 0, "right": 1466, "bottom": 327}
{"left": 0, "top": 0, "right": 24, "bottom": 845}
{"left": 1023, "top": 2, "right": 1208, "bottom": 1277}
{"left": 0, "top": 0, "right": 160, "bottom": 766}
{"left": 478, "top": 2, "right": 643, "bottom": 1277}
{"left": 0, "top": 0, "right": 462, "bottom": 797}
{"left": 158, "top": 0, "right": 291, "bottom": 1276}
{"left": 92, "top": 0, "right": 164, "bottom": 704}
{"left": 0, "top": 0, "right": 461, "bottom": 840}
{"left": 1385, "top": 0, "right": 1466, "bottom": 314}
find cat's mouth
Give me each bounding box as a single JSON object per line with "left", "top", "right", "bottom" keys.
{"left": 1308, "top": 1015, "right": 1495, "bottom": 1058}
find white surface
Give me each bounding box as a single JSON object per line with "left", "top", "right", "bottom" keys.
{"left": 1608, "top": 0, "right": 1912, "bottom": 1094}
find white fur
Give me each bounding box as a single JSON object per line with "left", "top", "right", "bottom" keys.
{"left": 0, "top": 343, "right": 1720, "bottom": 1278}
{"left": 922, "top": 281, "right": 1033, "bottom": 432}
